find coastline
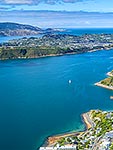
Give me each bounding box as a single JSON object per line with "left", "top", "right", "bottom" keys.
{"left": 0, "top": 47, "right": 113, "bottom": 61}
{"left": 95, "top": 82, "right": 113, "bottom": 90}
{"left": 95, "top": 70, "right": 113, "bottom": 90}
{"left": 0, "top": 54, "right": 64, "bottom": 61}
{"left": 106, "top": 72, "right": 113, "bottom": 77}
{"left": 82, "top": 113, "right": 92, "bottom": 129}
{"left": 0, "top": 50, "right": 86, "bottom": 61}
{"left": 40, "top": 110, "right": 113, "bottom": 150}
{"left": 40, "top": 112, "right": 92, "bottom": 148}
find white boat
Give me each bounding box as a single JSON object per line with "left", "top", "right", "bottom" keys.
{"left": 110, "top": 96, "right": 113, "bottom": 100}
{"left": 69, "top": 80, "right": 72, "bottom": 84}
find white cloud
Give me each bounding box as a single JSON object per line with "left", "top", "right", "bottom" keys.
{"left": 0, "top": 10, "right": 112, "bottom": 28}
{"left": 85, "top": 21, "right": 90, "bottom": 24}
{"left": 4, "top": 0, "right": 32, "bottom": 4}
{"left": 63, "top": 0, "right": 83, "bottom": 3}
{"left": 0, "top": 0, "right": 87, "bottom": 5}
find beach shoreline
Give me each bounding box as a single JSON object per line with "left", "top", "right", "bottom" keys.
{"left": 106, "top": 72, "right": 113, "bottom": 77}
{"left": 95, "top": 82, "right": 113, "bottom": 90}
{"left": 40, "top": 112, "right": 92, "bottom": 148}
{"left": 1, "top": 47, "right": 113, "bottom": 61}
{"left": 94, "top": 70, "right": 113, "bottom": 90}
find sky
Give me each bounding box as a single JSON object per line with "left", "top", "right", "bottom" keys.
{"left": 0, "top": 0, "right": 113, "bottom": 28}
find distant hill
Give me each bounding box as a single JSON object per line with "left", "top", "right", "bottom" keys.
{"left": 0, "top": 22, "right": 43, "bottom": 36}
{"left": 0, "top": 33, "right": 113, "bottom": 60}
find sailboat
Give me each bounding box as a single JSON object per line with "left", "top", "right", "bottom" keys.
{"left": 69, "top": 80, "right": 72, "bottom": 84}
{"left": 110, "top": 96, "right": 113, "bottom": 100}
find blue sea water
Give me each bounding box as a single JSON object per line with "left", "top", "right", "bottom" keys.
{"left": 62, "top": 28, "right": 113, "bottom": 35}
{"left": 0, "top": 35, "right": 42, "bottom": 43}
{"left": 0, "top": 29, "right": 113, "bottom": 150}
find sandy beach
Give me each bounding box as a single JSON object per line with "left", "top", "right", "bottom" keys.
{"left": 107, "top": 72, "right": 113, "bottom": 77}
{"left": 42, "top": 112, "right": 92, "bottom": 147}
{"left": 47, "top": 132, "right": 78, "bottom": 147}
{"left": 82, "top": 113, "right": 92, "bottom": 129}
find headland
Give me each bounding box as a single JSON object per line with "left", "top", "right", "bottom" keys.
{"left": 95, "top": 70, "right": 113, "bottom": 90}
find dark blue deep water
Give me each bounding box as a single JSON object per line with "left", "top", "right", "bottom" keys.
{"left": 0, "top": 29, "right": 113, "bottom": 150}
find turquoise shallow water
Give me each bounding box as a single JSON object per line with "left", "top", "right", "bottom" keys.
{"left": 0, "top": 28, "right": 113, "bottom": 150}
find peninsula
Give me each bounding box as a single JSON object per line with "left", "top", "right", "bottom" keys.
{"left": 40, "top": 110, "right": 113, "bottom": 150}
{"left": 0, "top": 22, "right": 63, "bottom": 37}
{"left": 95, "top": 70, "right": 113, "bottom": 90}
{"left": 1, "top": 33, "right": 113, "bottom": 60}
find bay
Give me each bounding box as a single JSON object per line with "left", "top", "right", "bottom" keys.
{"left": 0, "top": 29, "right": 113, "bottom": 150}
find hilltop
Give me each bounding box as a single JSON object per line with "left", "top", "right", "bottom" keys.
{"left": 0, "top": 22, "right": 65, "bottom": 36}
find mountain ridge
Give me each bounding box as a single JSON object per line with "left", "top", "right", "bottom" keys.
{"left": 0, "top": 22, "right": 43, "bottom": 36}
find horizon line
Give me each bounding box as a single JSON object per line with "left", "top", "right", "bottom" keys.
{"left": 0, "top": 10, "right": 113, "bottom": 14}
